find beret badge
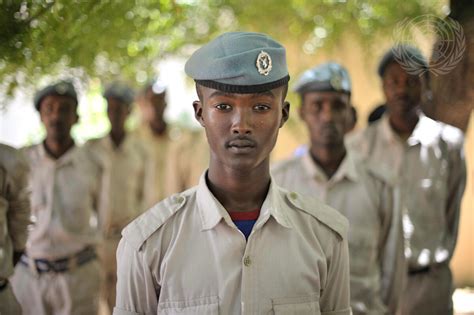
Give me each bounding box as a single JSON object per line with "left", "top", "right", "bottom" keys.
{"left": 256, "top": 51, "right": 272, "bottom": 76}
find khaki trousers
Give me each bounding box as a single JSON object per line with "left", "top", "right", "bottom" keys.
{"left": 11, "top": 259, "right": 100, "bottom": 315}
{"left": 98, "top": 238, "right": 120, "bottom": 315}
{"left": 0, "top": 282, "right": 21, "bottom": 315}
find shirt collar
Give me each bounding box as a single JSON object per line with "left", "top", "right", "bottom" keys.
{"left": 196, "top": 172, "right": 292, "bottom": 231}
{"left": 380, "top": 111, "right": 439, "bottom": 147}
{"left": 301, "top": 150, "right": 358, "bottom": 184}
{"left": 39, "top": 141, "right": 78, "bottom": 167}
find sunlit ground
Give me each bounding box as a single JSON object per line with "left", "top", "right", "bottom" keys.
{"left": 454, "top": 288, "right": 474, "bottom": 315}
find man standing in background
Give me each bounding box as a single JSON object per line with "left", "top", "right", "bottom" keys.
{"left": 85, "top": 82, "right": 146, "bottom": 314}
{"left": 11, "top": 81, "right": 102, "bottom": 315}
{"left": 133, "top": 81, "right": 178, "bottom": 207}
{"left": 0, "top": 143, "right": 30, "bottom": 315}
{"left": 347, "top": 46, "right": 466, "bottom": 315}
{"left": 272, "top": 62, "right": 404, "bottom": 314}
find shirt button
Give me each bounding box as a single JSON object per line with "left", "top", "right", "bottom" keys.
{"left": 243, "top": 256, "right": 251, "bottom": 267}
{"left": 289, "top": 192, "right": 298, "bottom": 200}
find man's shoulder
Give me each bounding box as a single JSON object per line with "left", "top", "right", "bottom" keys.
{"left": 272, "top": 156, "right": 303, "bottom": 174}
{"left": 121, "top": 187, "right": 196, "bottom": 251}
{"left": 281, "top": 188, "right": 349, "bottom": 240}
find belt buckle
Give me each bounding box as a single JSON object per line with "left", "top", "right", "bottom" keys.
{"left": 35, "top": 259, "right": 52, "bottom": 273}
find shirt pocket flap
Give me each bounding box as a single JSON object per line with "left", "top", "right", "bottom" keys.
{"left": 158, "top": 296, "right": 219, "bottom": 315}
{"left": 272, "top": 293, "right": 320, "bottom": 314}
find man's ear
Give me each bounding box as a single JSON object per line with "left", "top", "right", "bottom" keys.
{"left": 279, "top": 101, "right": 290, "bottom": 128}
{"left": 193, "top": 100, "right": 205, "bottom": 127}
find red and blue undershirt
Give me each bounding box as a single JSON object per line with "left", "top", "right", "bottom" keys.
{"left": 228, "top": 209, "right": 260, "bottom": 240}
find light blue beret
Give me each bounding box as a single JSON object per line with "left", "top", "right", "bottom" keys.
{"left": 103, "top": 82, "right": 135, "bottom": 106}
{"left": 185, "top": 32, "right": 290, "bottom": 94}
{"left": 34, "top": 80, "right": 77, "bottom": 111}
{"left": 293, "top": 62, "right": 351, "bottom": 95}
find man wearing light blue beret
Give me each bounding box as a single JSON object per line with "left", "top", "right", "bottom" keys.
{"left": 114, "top": 32, "right": 351, "bottom": 315}
{"left": 273, "top": 62, "right": 405, "bottom": 315}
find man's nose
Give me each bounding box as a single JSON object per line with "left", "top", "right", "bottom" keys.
{"left": 231, "top": 109, "right": 252, "bottom": 134}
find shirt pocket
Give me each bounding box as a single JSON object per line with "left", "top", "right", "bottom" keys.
{"left": 348, "top": 231, "right": 377, "bottom": 277}
{"left": 272, "top": 293, "right": 320, "bottom": 315}
{"left": 157, "top": 296, "right": 219, "bottom": 315}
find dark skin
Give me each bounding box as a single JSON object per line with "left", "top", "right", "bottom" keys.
{"left": 299, "top": 91, "right": 351, "bottom": 178}
{"left": 138, "top": 88, "right": 167, "bottom": 136}
{"left": 382, "top": 61, "right": 422, "bottom": 140}
{"left": 193, "top": 84, "right": 290, "bottom": 213}
{"left": 106, "top": 97, "right": 131, "bottom": 148}
{"left": 39, "top": 94, "right": 78, "bottom": 159}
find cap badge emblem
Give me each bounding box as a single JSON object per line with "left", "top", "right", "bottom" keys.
{"left": 256, "top": 51, "right": 272, "bottom": 76}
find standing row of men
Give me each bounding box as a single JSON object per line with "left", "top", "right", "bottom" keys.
{"left": 0, "top": 31, "right": 467, "bottom": 315}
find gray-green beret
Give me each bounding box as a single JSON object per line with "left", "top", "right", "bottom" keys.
{"left": 103, "top": 82, "right": 135, "bottom": 106}
{"left": 34, "top": 80, "right": 77, "bottom": 111}
{"left": 185, "top": 32, "right": 290, "bottom": 94}
{"left": 378, "top": 45, "right": 427, "bottom": 77}
{"left": 293, "top": 62, "right": 351, "bottom": 95}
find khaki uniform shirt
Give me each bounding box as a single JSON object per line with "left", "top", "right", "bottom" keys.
{"left": 24, "top": 143, "right": 101, "bottom": 260}
{"left": 132, "top": 127, "right": 174, "bottom": 208}
{"left": 85, "top": 135, "right": 146, "bottom": 238}
{"left": 0, "top": 144, "right": 30, "bottom": 279}
{"left": 346, "top": 115, "right": 466, "bottom": 271}
{"left": 114, "top": 174, "right": 351, "bottom": 315}
{"left": 272, "top": 152, "right": 404, "bottom": 315}
{"left": 165, "top": 130, "right": 209, "bottom": 195}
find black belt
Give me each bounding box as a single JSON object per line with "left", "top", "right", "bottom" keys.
{"left": 20, "top": 246, "right": 96, "bottom": 273}
{"left": 408, "top": 265, "right": 431, "bottom": 275}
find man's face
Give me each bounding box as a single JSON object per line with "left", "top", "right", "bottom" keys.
{"left": 194, "top": 85, "right": 289, "bottom": 171}
{"left": 39, "top": 94, "right": 78, "bottom": 142}
{"left": 299, "top": 91, "right": 350, "bottom": 149}
{"left": 106, "top": 97, "right": 130, "bottom": 132}
{"left": 382, "top": 62, "right": 422, "bottom": 116}
{"left": 139, "top": 89, "right": 166, "bottom": 125}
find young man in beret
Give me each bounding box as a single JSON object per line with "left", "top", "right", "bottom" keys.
{"left": 114, "top": 32, "right": 351, "bottom": 315}
{"left": 272, "top": 62, "right": 404, "bottom": 314}
{"left": 85, "top": 82, "right": 146, "bottom": 314}
{"left": 11, "top": 81, "right": 102, "bottom": 315}
{"left": 0, "top": 143, "right": 30, "bottom": 315}
{"left": 347, "top": 46, "right": 466, "bottom": 315}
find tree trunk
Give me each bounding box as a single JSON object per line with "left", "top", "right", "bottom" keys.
{"left": 425, "top": 0, "right": 474, "bottom": 132}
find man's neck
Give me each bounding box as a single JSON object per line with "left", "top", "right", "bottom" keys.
{"left": 149, "top": 121, "right": 167, "bottom": 137}
{"left": 309, "top": 144, "right": 346, "bottom": 179}
{"left": 207, "top": 161, "right": 270, "bottom": 213}
{"left": 389, "top": 111, "right": 419, "bottom": 141}
{"left": 110, "top": 129, "right": 126, "bottom": 148}
{"left": 44, "top": 137, "right": 74, "bottom": 159}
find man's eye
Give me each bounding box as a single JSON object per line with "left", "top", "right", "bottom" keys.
{"left": 254, "top": 104, "right": 270, "bottom": 111}
{"left": 215, "top": 104, "right": 231, "bottom": 110}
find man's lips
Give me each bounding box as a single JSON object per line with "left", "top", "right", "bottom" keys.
{"left": 226, "top": 137, "right": 257, "bottom": 153}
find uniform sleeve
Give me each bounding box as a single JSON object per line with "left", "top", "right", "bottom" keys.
{"left": 320, "top": 236, "right": 351, "bottom": 315}
{"left": 379, "top": 184, "right": 406, "bottom": 314}
{"left": 6, "top": 150, "right": 31, "bottom": 251}
{"left": 444, "top": 143, "right": 467, "bottom": 259}
{"left": 114, "top": 238, "right": 159, "bottom": 315}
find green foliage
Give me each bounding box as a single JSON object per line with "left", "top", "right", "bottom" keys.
{"left": 0, "top": 0, "right": 445, "bottom": 104}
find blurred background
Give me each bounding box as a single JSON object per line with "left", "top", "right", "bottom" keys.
{"left": 0, "top": 0, "right": 472, "bottom": 313}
